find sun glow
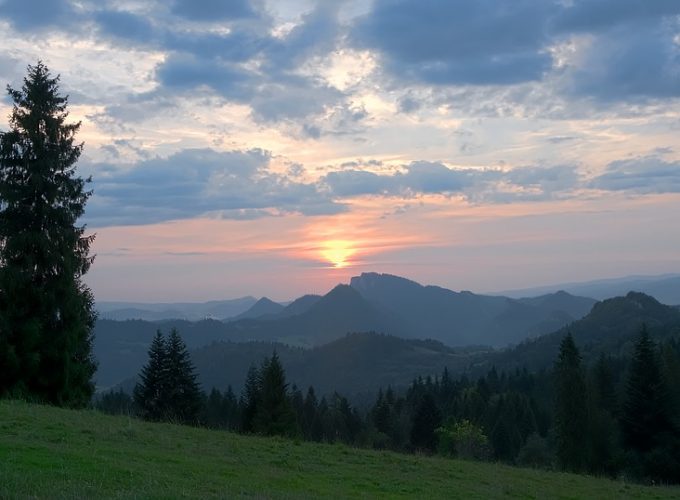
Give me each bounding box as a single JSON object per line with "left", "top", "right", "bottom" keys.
{"left": 320, "top": 240, "right": 355, "bottom": 268}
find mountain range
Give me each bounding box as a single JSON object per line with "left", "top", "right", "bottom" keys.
{"left": 97, "top": 297, "right": 257, "bottom": 321}
{"left": 93, "top": 272, "right": 596, "bottom": 389}
{"left": 110, "top": 291, "right": 680, "bottom": 402}
{"left": 498, "top": 273, "right": 680, "bottom": 305}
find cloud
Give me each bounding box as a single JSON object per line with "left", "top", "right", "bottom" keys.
{"left": 323, "top": 161, "right": 581, "bottom": 202}
{"left": 589, "top": 156, "right": 680, "bottom": 193}
{"left": 171, "top": 0, "right": 257, "bottom": 22}
{"left": 155, "top": 53, "right": 256, "bottom": 101}
{"left": 562, "top": 22, "right": 680, "bottom": 101}
{"left": 553, "top": 0, "right": 680, "bottom": 34}
{"left": 351, "top": 0, "right": 555, "bottom": 85}
{"left": 88, "top": 2, "right": 348, "bottom": 125}
{"left": 93, "top": 9, "right": 155, "bottom": 44}
{"left": 0, "top": 0, "right": 77, "bottom": 31}
{"left": 323, "top": 161, "right": 489, "bottom": 197}
{"left": 86, "top": 148, "right": 344, "bottom": 227}
{"left": 504, "top": 165, "right": 580, "bottom": 193}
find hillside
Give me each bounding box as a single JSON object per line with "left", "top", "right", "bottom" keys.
{"left": 191, "top": 333, "right": 487, "bottom": 397}
{"left": 1, "top": 401, "right": 676, "bottom": 499}
{"left": 350, "top": 272, "right": 596, "bottom": 346}
{"left": 485, "top": 292, "right": 680, "bottom": 373}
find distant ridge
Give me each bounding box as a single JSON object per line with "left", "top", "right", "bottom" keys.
{"left": 97, "top": 297, "right": 257, "bottom": 321}
{"left": 230, "top": 297, "right": 284, "bottom": 320}
{"left": 487, "top": 291, "right": 680, "bottom": 373}
{"left": 496, "top": 273, "right": 680, "bottom": 305}
{"left": 349, "top": 272, "right": 596, "bottom": 346}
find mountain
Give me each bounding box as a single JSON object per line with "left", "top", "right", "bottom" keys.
{"left": 93, "top": 285, "right": 401, "bottom": 389}
{"left": 97, "top": 297, "right": 257, "bottom": 321}
{"left": 93, "top": 274, "right": 600, "bottom": 389}
{"left": 497, "top": 274, "right": 680, "bottom": 305}
{"left": 484, "top": 292, "right": 680, "bottom": 374}
{"left": 230, "top": 297, "right": 284, "bottom": 320}
{"left": 349, "top": 273, "right": 596, "bottom": 346}
{"left": 276, "top": 294, "right": 322, "bottom": 318}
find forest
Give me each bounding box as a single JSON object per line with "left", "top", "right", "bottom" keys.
{"left": 97, "top": 326, "right": 680, "bottom": 484}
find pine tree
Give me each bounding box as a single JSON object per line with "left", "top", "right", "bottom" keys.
{"left": 586, "top": 353, "right": 619, "bottom": 476}
{"left": 240, "top": 363, "right": 262, "bottom": 433}
{"left": 621, "top": 326, "right": 679, "bottom": 481}
{"left": 0, "top": 62, "right": 96, "bottom": 407}
{"left": 165, "top": 328, "right": 202, "bottom": 424}
{"left": 133, "top": 331, "right": 168, "bottom": 421}
{"left": 410, "top": 393, "right": 442, "bottom": 452}
{"left": 253, "top": 352, "right": 297, "bottom": 437}
{"left": 554, "top": 332, "right": 588, "bottom": 472}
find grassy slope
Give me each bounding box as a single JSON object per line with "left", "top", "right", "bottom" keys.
{"left": 1, "top": 401, "right": 677, "bottom": 499}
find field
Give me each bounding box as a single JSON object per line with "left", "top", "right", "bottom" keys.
{"left": 0, "top": 400, "right": 677, "bottom": 499}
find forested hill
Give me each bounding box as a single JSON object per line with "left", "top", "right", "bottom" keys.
{"left": 191, "top": 333, "right": 488, "bottom": 397}
{"left": 484, "top": 292, "right": 680, "bottom": 373}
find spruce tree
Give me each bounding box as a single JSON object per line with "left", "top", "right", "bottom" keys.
{"left": 133, "top": 331, "right": 168, "bottom": 421}
{"left": 240, "top": 363, "right": 262, "bottom": 433}
{"left": 554, "top": 332, "right": 588, "bottom": 472}
{"left": 410, "top": 393, "right": 442, "bottom": 452}
{"left": 165, "top": 328, "right": 202, "bottom": 424}
{"left": 253, "top": 352, "right": 297, "bottom": 437}
{"left": 0, "top": 62, "right": 96, "bottom": 406}
{"left": 621, "top": 326, "right": 679, "bottom": 481}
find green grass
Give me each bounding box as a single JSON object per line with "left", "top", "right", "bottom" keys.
{"left": 0, "top": 400, "right": 677, "bottom": 499}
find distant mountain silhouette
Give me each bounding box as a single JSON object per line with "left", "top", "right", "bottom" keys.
{"left": 275, "top": 294, "right": 322, "bottom": 318}
{"left": 498, "top": 274, "right": 680, "bottom": 305}
{"left": 97, "top": 297, "right": 257, "bottom": 321}
{"left": 97, "top": 290, "right": 680, "bottom": 399}
{"left": 349, "top": 272, "right": 596, "bottom": 346}
{"left": 486, "top": 292, "right": 680, "bottom": 373}
{"left": 93, "top": 273, "right": 600, "bottom": 389}
{"left": 230, "top": 297, "right": 284, "bottom": 320}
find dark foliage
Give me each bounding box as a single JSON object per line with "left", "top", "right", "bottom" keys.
{"left": 621, "top": 326, "right": 680, "bottom": 482}
{"left": 554, "top": 333, "right": 589, "bottom": 472}
{"left": 0, "top": 62, "right": 96, "bottom": 407}
{"left": 133, "top": 329, "right": 201, "bottom": 424}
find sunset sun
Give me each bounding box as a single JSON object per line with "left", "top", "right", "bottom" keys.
{"left": 321, "top": 240, "right": 355, "bottom": 268}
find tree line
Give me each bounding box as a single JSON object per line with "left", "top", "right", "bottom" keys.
{"left": 99, "top": 325, "right": 680, "bottom": 485}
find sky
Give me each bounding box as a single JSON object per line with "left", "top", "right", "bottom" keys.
{"left": 1, "top": 0, "right": 679, "bottom": 301}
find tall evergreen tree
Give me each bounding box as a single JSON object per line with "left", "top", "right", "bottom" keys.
{"left": 253, "top": 352, "right": 297, "bottom": 437}
{"left": 0, "top": 62, "right": 96, "bottom": 406}
{"left": 240, "top": 363, "right": 262, "bottom": 433}
{"left": 133, "top": 331, "right": 168, "bottom": 421}
{"left": 165, "top": 328, "right": 202, "bottom": 424}
{"left": 621, "top": 326, "right": 679, "bottom": 481}
{"left": 410, "top": 393, "right": 442, "bottom": 452}
{"left": 554, "top": 332, "right": 588, "bottom": 472}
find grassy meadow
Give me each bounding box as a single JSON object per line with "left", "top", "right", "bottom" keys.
{"left": 0, "top": 400, "right": 677, "bottom": 499}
